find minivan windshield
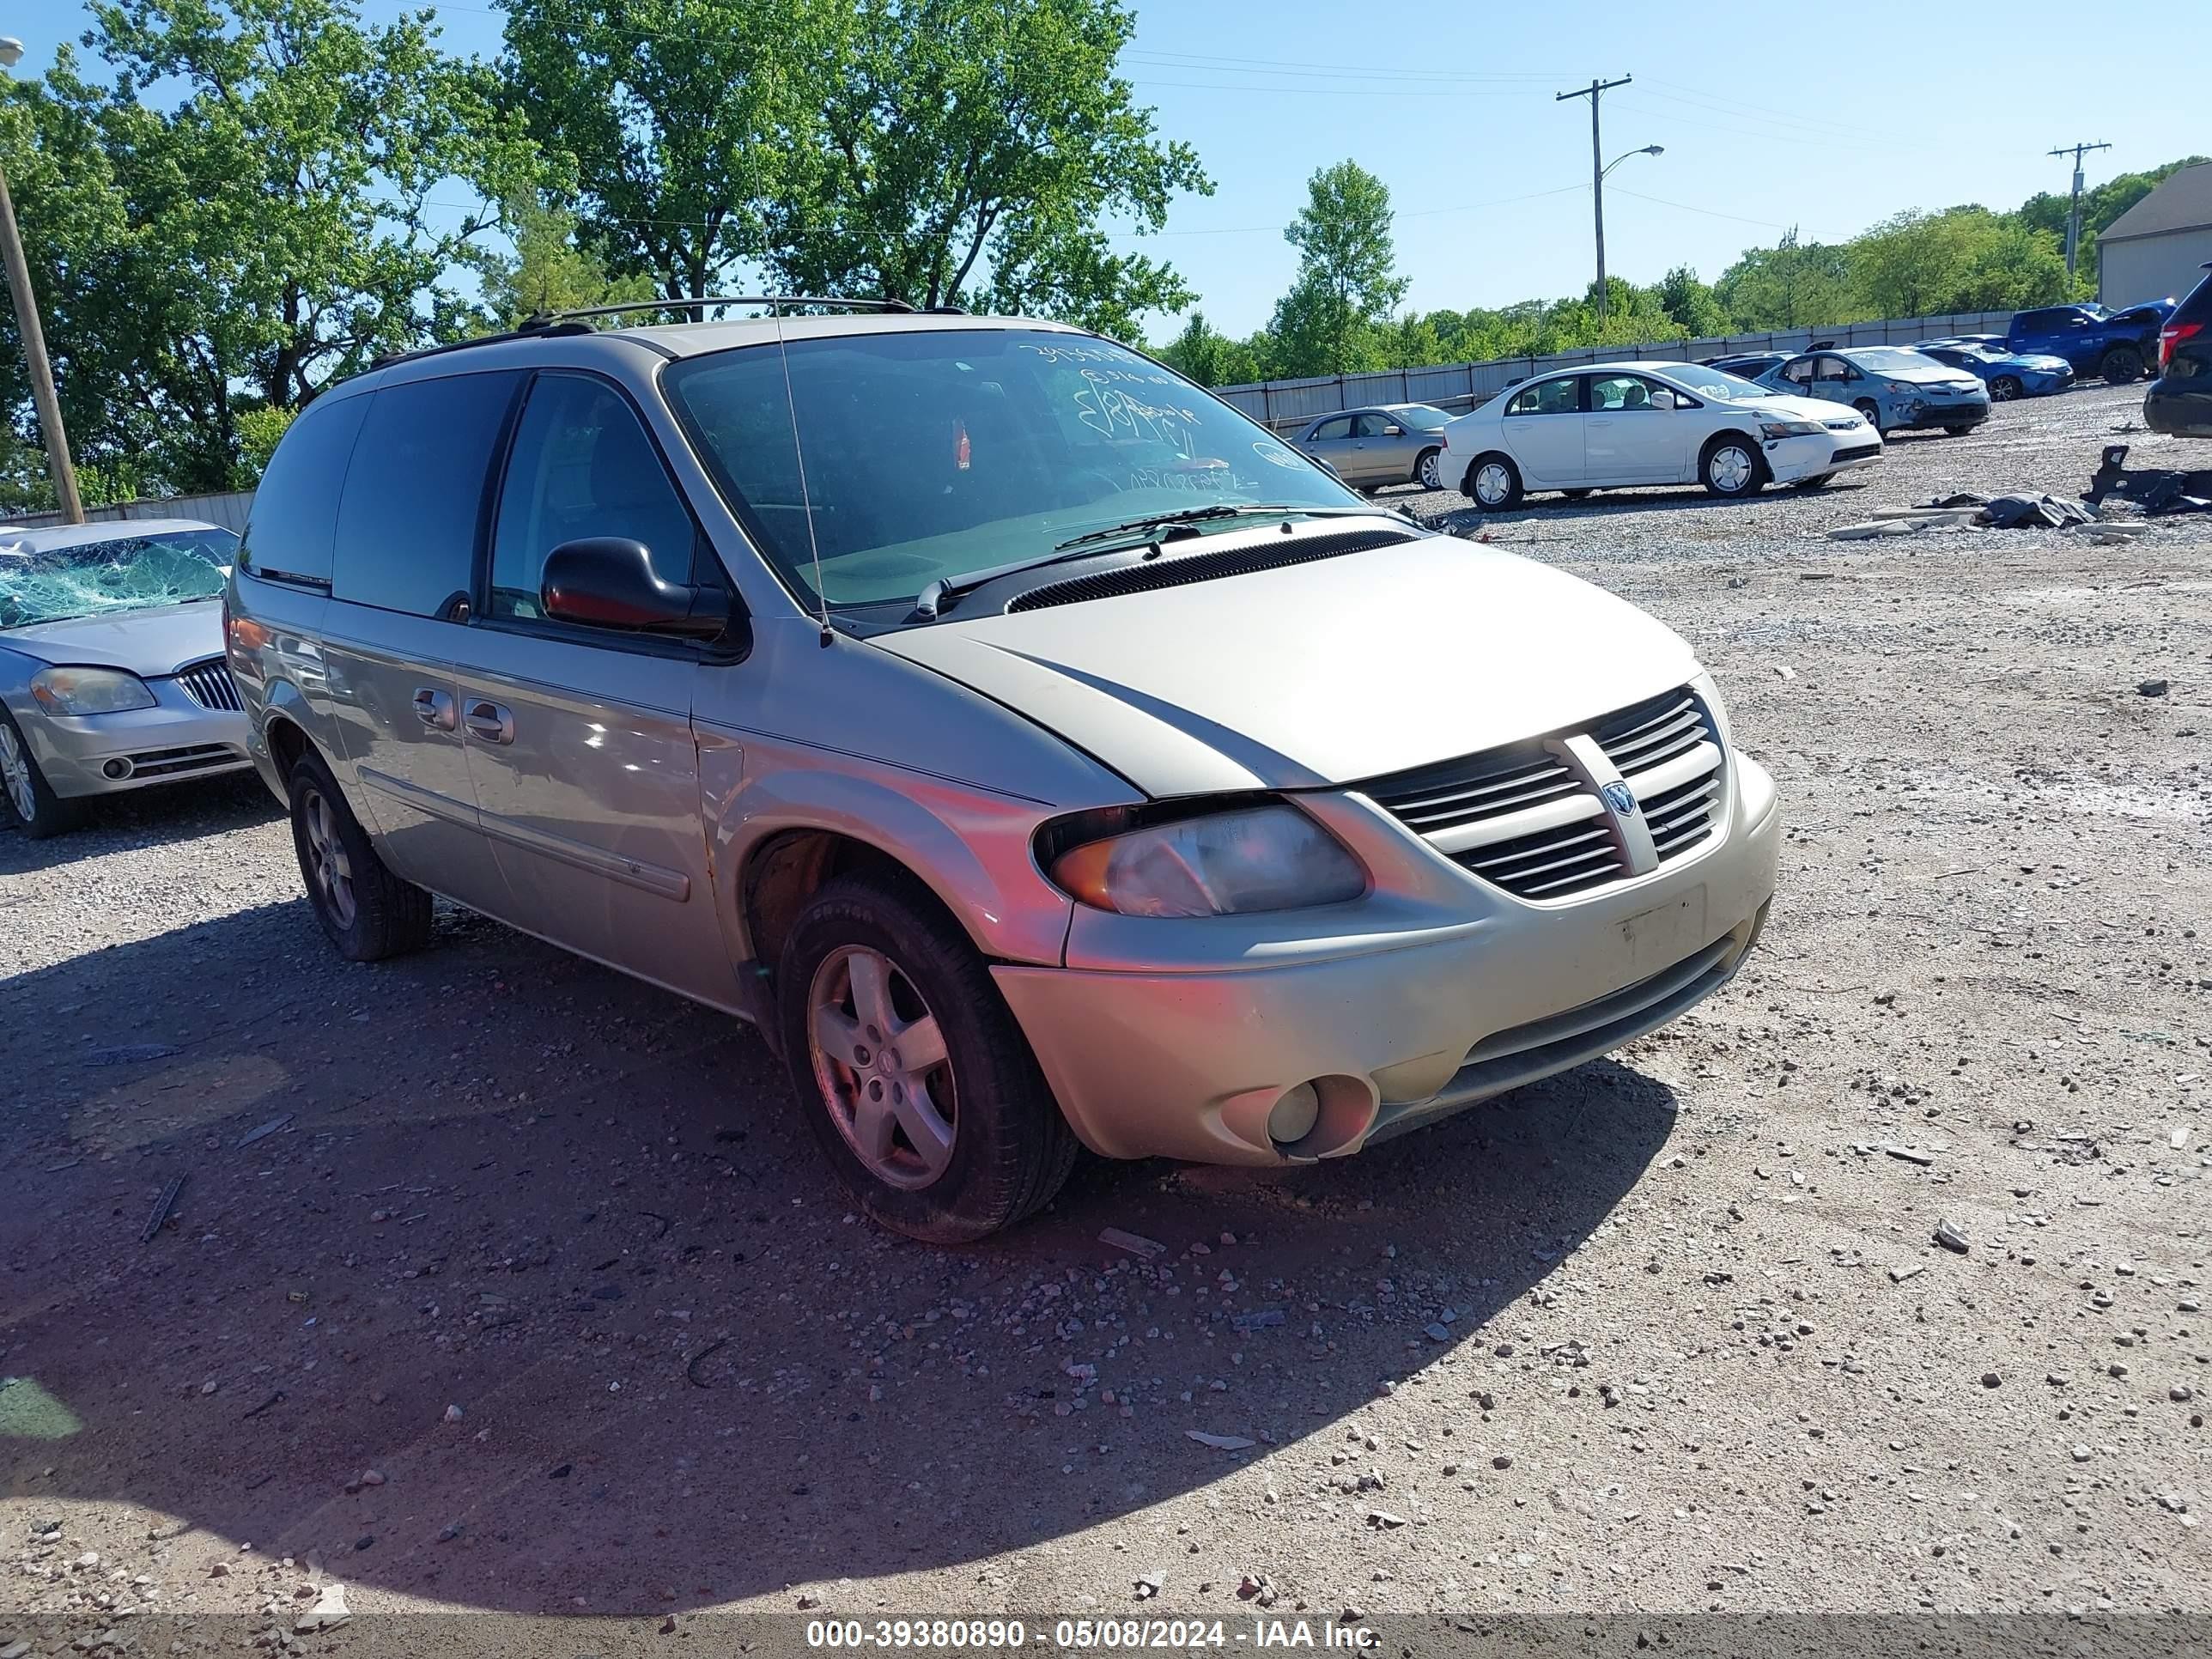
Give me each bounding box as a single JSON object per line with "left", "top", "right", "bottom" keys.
{"left": 0, "top": 527, "right": 238, "bottom": 629}
{"left": 662, "top": 328, "right": 1365, "bottom": 611}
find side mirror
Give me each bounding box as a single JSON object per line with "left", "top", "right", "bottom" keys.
{"left": 1648, "top": 390, "right": 1676, "bottom": 410}
{"left": 541, "top": 537, "right": 732, "bottom": 641}
{"left": 1382, "top": 423, "right": 1404, "bottom": 436}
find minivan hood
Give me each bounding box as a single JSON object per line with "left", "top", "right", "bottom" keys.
{"left": 0, "top": 602, "right": 224, "bottom": 675}
{"left": 873, "top": 531, "right": 1700, "bottom": 799}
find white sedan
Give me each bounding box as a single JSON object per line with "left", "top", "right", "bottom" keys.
{"left": 1437, "top": 360, "right": 1882, "bottom": 508}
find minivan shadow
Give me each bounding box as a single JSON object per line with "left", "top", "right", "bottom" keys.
{"left": 0, "top": 899, "right": 1677, "bottom": 1614}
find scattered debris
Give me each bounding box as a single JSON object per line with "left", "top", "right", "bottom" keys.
{"left": 1978, "top": 493, "right": 2094, "bottom": 531}
{"left": 82, "top": 1042, "right": 183, "bottom": 1066}
{"left": 237, "top": 1113, "right": 295, "bottom": 1149}
{"left": 684, "top": 1337, "right": 731, "bottom": 1389}
{"left": 1365, "top": 1510, "right": 1407, "bottom": 1528}
{"left": 2083, "top": 444, "right": 2212, "bottom": 514}
{"left": 295, "top": 1583, "right": 350, "bottom": 1632}
{"left": 139, "top": 1173, "right": 187, "bottom": 1243}
{"left": 1934, "top": 1218, "right": 1970, "bottom": 1254}
{"left": 2138, "top": 679, "right": 2170, "bottom": 697}
{"left": 1186, "top": 1431, "right": 1256, "bottom": 1451}
{"left": 1881, "top": 1143, "right": 1935, "bottom": 1166}
{"left": 241, "top": 1389, "right": 285, "bottom": 1420}
{"left": 1133, "top": 1573, "right": 1162, "bottom": 1600}
{"left": 1099, "top": 1228, "right": 1166, "bottom": 1261}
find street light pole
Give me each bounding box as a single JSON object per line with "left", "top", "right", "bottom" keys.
{"left": 2047, "top": 140, "right": 2112, "bottom": 281}
{"left": 1558, "top": 75, "right": 1634, "bottom": 324}
{"left": 0, "top": 34, "right": 83, "bottom": 524}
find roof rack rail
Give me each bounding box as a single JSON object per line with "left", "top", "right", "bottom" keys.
{"left": 368, "top": 295, "right": 918, "bottom": 372}
{"left": 520, "top": 294, "right": 916, "bottom": 326}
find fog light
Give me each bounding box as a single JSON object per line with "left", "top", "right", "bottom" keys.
{"left": 1267, "top": 1082, "right": 1321, "bottom": 1147}
{"left": 101, "top": 758, "right": 132, "bottom": 780}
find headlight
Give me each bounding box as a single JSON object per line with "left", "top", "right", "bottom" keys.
{"left": 29, "top": 666, "right": 157, "bottom": 714}
{"left": 1759, "top": 420, "right": 1824, "bottom": 439}
{"left": 1885, "top": 381, "right": 1917, "bottom": 395}
{"left": 1045, "top": 802, "right": 1367, "bottom": 917}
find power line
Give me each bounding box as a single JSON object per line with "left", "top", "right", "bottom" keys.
{"left": 1607, "top": 186, "right": 1788, "bottom": 231}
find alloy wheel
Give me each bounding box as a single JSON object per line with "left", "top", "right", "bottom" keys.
{"left": 1419, "top": 451, "right": 1441, "bottom": 490}
{"left": 301, "top": 786, "right": 357, "bottom": 929}
{"left": 1709, "top": 445, "right": 1754, "bottom": 494}
{"left": 0, "top": 723, "right": 35, "bottom": 824}
{"left": 806, "top": 945, "right": 957, "bottom": 1191}
{"left": 1991, "top": 377, "right": 2020, "bottom": 402}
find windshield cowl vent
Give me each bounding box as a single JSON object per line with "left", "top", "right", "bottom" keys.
{"left": 1002, "top": 527, "right": 1419, "bottom": 615}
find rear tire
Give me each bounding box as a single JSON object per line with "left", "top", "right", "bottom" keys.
{"left": 2101, "top": 345, "right": 2145, "bottom": 385}
{"left": 1465, "top": 454, "right": 1523, "bottom": 511}
{"left": 0, "top": 708, "right": 82, "bottom": 840}
{"left": 1415, "top": 447, "right": 1442, "bottom": 490}
{"left": 1562, "top": 488, "right": 1594, "bottom": 500}
{"left": 777, "top": 869, "right": 1077, "bottom": 1243}
{"left": 287, "top": 750, "right": 434, "bottom": 961}
{"left": 1700, "top": 434, "right": 1766, "bottom": 498}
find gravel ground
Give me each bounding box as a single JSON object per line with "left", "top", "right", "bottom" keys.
{"left": 3, "top": 380, "right": 2209, "bottom": 1654}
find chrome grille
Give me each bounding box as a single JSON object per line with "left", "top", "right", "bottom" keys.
{"left": 173, "top": 658, "right": 242, "bottom": 712}
{"left": 1362, "top": 685, "right": 1724, "bottom": 902}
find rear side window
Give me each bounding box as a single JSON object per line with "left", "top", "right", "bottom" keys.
{"left": 1506, "top": 376, "right": 1578, "bottom": 416}
{"left": 331, "top": 371, "right": 523, "bottom": 618}
{"left": 239, "top": 393, "right": 370, "bottom": 586}
{"left": 1310, "top": 416, "right": 1352, "bottom": 441}
{"left": 489, "top": 374, "right": 699, "bottom": 621}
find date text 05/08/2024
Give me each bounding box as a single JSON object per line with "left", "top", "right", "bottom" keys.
{"left": 805, "top": 1618, "right": 1383, "bottom": 1650}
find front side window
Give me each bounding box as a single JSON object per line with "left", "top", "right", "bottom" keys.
{"left": 489, "top": 374, "right": 698, "bottom": 622}
{"left": 0, "top": 527, "right": 238, "bottom": 629}
{"left": 1779, "top": 358, "right": 1814, "bottom": 385}
{"left": 1589, "top": 374, "right": 1660, "bottom": 411}
{"left": 331, "top": 371, "right": 524, "bottom": 618}
{"left": 1353, "top": 412, "right": 1395, "bottom": 437}
{"left": 1310, "top": 415, "right": 1352, "bottom": 441}
{"left": 1506, "top": 377, "right": 1579, "bottom": 416}
{"left": 661, "top": 329, "right": 1362, "bottom": 612}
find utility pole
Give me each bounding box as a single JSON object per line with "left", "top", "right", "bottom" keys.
{"left": 2048, "top": 141, "right": 2112, "bottom": 280}
{"left": 0, "top": 35, "right": 83, "bottom": 524}
{"left": 1559, "top": 74, "right": 1632, "bottom": 324}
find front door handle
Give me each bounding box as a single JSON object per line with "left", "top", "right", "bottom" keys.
{"left": 412, "top": 687, "right": 457, "bottom": 731}
{"left": 464, "top": 700, "right": 515, "bottom": 744}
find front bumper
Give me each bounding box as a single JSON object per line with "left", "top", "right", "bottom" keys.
{"left": 1763, "top": 428, "right": 1880, "bottom": 483}
{"left": 995, "top": 756, "right": 1780, "bottom": 1165}
{"left": 1890, "top": 398, "right": 1990, "bottom": 432}
{"left": 13, "top": 681, "right": 250, "bottom": 799}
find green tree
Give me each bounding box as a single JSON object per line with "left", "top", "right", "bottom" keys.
{"left": 1714, "top": 229, "right": 1856, "bottom": 329}
{"left": 499, "top": 0, "right": 816, "bottom": 302}
{"left": 469, "top": 198, "right": 659, "bottom": 326}
{"left": 766, "top": 0, "right": 1208, "bottom": 333}
{"left": 1656, "top": 265, "right": 1732, "bottom": 338}
{"left": 2, "top": 0, "right": 533, "bottom": 494}
{"left": 1267, "top": 161, "right": 1407, "bottom": 377}
{"left": 1850, "top": 207, "right": 2069, "bottom": 316}
{"left": 1155, "top": 312, "right": 1261, "bottom": 388}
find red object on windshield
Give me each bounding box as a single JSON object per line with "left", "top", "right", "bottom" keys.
{"left": 954, "top": 419, "right": 971, "bottom": 470}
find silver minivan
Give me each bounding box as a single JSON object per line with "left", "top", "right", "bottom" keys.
{"left": 226, "top": 305, "right": 1779, "bottom": 1241}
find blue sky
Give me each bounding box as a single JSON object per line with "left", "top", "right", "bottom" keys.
{"left": 11, "top": 0, "right": 2201, "bottom": 337}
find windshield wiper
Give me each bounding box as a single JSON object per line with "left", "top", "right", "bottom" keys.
{"left": 1051, "top": 501, "right": 1372, "bottom": 553}
{"left": 906, "top": 503, "right": 1382, "bottom": 623}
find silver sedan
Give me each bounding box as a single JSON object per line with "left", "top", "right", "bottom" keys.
{"left": 1291, "top": 404, "right": 1453, "bottom": 490}
{"left": 0, "top": 518, "right": 251, "bottom": 838}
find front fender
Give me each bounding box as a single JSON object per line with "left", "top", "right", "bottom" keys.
{"left": 701, "top": 727, "right": 1080, "bottom": 975}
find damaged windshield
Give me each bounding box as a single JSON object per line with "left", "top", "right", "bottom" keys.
{"left": 0, "top": 527, "right": 238, "bottom": 629}
{"left": 661, "top": 328, "right": 1364, "bottom": 613}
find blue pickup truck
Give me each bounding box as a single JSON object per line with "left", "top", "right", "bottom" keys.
{"left": 2005, "top": 301, "right": 2172, "bottom": 386}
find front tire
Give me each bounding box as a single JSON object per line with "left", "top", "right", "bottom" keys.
{"left": 1415, "top": 447, "right": 1442, "bottom": 490}
{"left": 2102, "top": 345, "right": 2145, "bottom": 386}
{"left": 0, "top": 708, "right": 81, "bottom": 840}
{"left": 287, "top": 750, "right": 434, "bottom": 961}
{"left": 777, "top": 870, "right": 1077, "bottom": 1243}
{"left": 1701, "top": 434, "right": 1765, "bottom": 498}
{"left": 1465, "top": 454, "right": 1523, "bottom": 511}
{"left": 1990, "top": 374, "right": 2022, "bottom": 402}
{"left": 1853, "top": 399, "right": 1884, "bottom": 434}
{"left": 1942, "top": 425, "right": 1973, "bottom": 437}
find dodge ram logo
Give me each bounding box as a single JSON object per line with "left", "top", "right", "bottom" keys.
{"left": 1601, "top": 780, "right": 1638, "bottom": 817}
